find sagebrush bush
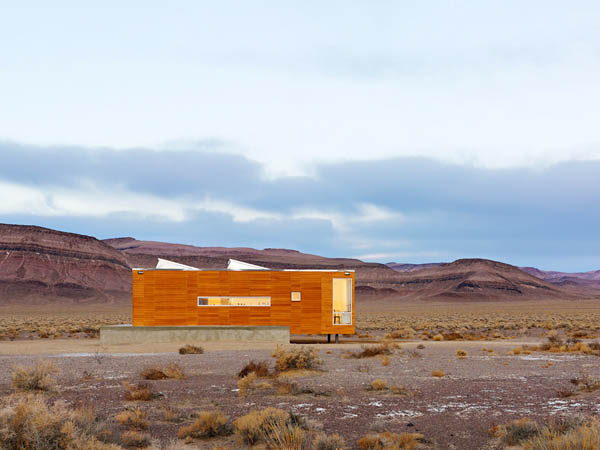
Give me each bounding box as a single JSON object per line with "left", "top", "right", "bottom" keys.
{"left": 370, "top": 379, "right": 388, "bottom": 391}
{"left": 140, "top": 363, "right": 185, "bottom": 380}
{"left": 121, "top": 430, "right": 150, "bottom": 448}
{"left": 0, "top": 394, "right": 120, "bottom": 450}
{"left": 234, "top": 408, "right": 307, "bottom": 447}
{"left": 237, "top": 372, "right": 272, "bottom": 397}
{"left": 491, "top": 418, "right": 539, "bottom": 446}
{"left": 357, "top": 431, "right": 424, "bottom": 449}
{"left": 237, "top": 360, "right": 271, "bottom": 379}
{"left": 314, "top": 433, "right": 346, "bottom": 450}
{"left": 123, "top": 382, "right": 155, "bottom": 401}
{"left": 272, "top": 346, "right": 322, "bottom": 371}
{"left": 116, "top": 408, "right": 149, "bottom": 430}
{"left": 11, "top": 360, "right": 59, "bottom": 392}
{"left": 177, "top": 410, "right": 231, "bottom": 439}
{"left": 522, "top": 418, "right": 599, "bottom": 449}
{"left": 348, "top": 342, "right": 397, "bottom": 359}
{"left": 178, "top": 344, "right": 204, "bottom": 354}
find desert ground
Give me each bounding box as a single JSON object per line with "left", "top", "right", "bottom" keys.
{"left": 1, "top": 301, "right": 600, "bottom": 449}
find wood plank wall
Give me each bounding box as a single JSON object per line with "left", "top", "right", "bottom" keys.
{"left": 131, "top": 270, "right": 355, "bottom": 335}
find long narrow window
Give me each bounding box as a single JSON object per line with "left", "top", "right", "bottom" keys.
{"left": 197, "top": 296, "right": 271, "bottom": 306}
{"left": 332, "top": 278, "right": 352, "bottom": 325}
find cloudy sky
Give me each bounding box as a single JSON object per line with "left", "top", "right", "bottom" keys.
{"left": 1, "top": 2, "right": 599, "bottom": 271}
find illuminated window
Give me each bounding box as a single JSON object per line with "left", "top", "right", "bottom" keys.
{"left": 332, "top": 278, "right": 352, "bottom": 325}
{"left": 291, "top": 292, "right": 301, "bottom": 302}
{"left": 197, "top": 296, "right": 270, "bottom": 306}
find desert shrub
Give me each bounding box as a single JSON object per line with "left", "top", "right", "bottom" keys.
{"left": 390, "top": 385, "right": 415, "bottom": 396}
{"left": 385, "top": 328, "right": 415, "bottom": 340}
{"left": 272, "top": 346, "right": 322, "bottom": 371}
{"left": 140, "top": 363, "right": 185, "bottom": 380}
{"left": 547, "top": 330, "right": 564, "bottom": 346}
{"left": 116, "top": 408, "right": 149, "bottom": 430}
{"left": 123, "top": 382, "right": 156, "bottom": 401}
{"left": 370, "top": 379, "right": 388, "bottom": 391}
{"left": 261, "top": 418, "right": 312, "bottom": 450}
{"left": 121, "top": 430, "right": 150, "bottom": 447}
{"left": 521, "top": 419, "right": 600, "bottom": 449}
{"left": 491, "top": 418, "right": 538, "bottom": 446}
{"left": 233, "top": 408, "right": 307, "bottom": 447}
{"left": 0, "top": 394, "right": 120, "bottom": 450}
{"left": 314, "top": 433, "right": 346, "bottom": 450}
{"left": 357, "top": 431, "right": 424, "bottom": 449}
{"left": 432, "top": 334, "right": 444, "bottom": 341}
{"left": 161, "top": 406, "right": 182, "bottom": 423}
{"left": 177, "top": 410, "right": 231, "bottom": 439}
{"left": 178, "top": 344, "right": 204, "bottom": 354}
{"left": 381, "top": 356, "right": 390, "bottom": 366}
{"left": 11, "top": 360, "right": 59, "bottom": 392}
{"left": 237, "top": 360, "right": 271, "bottom": 378}
{"left": 456, "top": 349, "right": 467, "bottom": 358}
{"left": 237, "top": 372, "right": 272, "bottom": 397}
{"left": 348, "top": 342, "right": 397, "bottom": 359}
{"left": 431, "top": 370, "right": 445, "bottom": 378}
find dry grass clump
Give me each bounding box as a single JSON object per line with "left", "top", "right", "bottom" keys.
{"left": 116, "top": 408, "right": 149, "bottom": 430}
{"left": 522, "top": 418, "right": 599, "bottom": 449}
{"left": 178, "top": 344, "right": 204, "bottom": 354}
{"left": 0, "top": 394, "right": 120, "bottom": 450}
{"left": 570, "top": 372, "right": 600, "bottom": 393}
{"left": 272, "top": 346, "right": 322, "bottom": 372}
{"left": 456, "top": 349, "right": 467, "bottom": 358}
{"left": 314, "top": 433, "right": 346, "bottom": 450}
{"left": 357, "top": 431, "right": 425, "bottom": 449}
{"left": 177, "top": 410, "right": 231, "bottom": 439}
{"left": 237, "top": 372, "right": 272, "bottom": 397}
{"left": 390, "top": 385, "right": 415, "bottom": 396}
{"left": 237, "top": 360, "right": 271, "bottom": 379}
{"left": 491, "top": 416, "right": 599, "bottom": 449}
{"left": 11, "top": 360, "right": 59, "bottom": 392}
{"left": 121, "top": 430, "right": 151, "bottom": 448}
{"left": 347, "top": 342, "right": 397, "bottom": 359}
{"left": 385, "top": 328, "right": 415, "bottom": 340}
{"left": 432, "top": 334, "right": 444, "bottom": 341}
{"left": 381, "top": 356, "right": 390, "bottom": 366}
{"left": 233, "top": 407, "right": 309, "bottom": 448}
{"left": 490, "top": 417, "right": 538, "bottom": 446}
{"left": 161, "top": 405, "right": 183, "bottom": 423}
{"left": 140, "top": 363, "right": 186, "bottom": 380}
{"left": 123, "top": 382, "right": 156, "bottom": 401}
{"left": 431, "top": 370, "right": 445, "bottom": 378}
{"left": 370, "top": 379, "right": 388, "bottom": 391}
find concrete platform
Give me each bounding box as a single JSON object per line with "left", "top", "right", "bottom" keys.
{"left": 100, "top": 325, "right": 290, "bottom": 345}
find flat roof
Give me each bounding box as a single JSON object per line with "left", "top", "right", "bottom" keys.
{"left": 132, "top": 268, "right": 355, "bottom": 272}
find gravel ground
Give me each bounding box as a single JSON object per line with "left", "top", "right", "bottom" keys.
{"left": 1, "top": 339, "right": 599, "bottom": 449}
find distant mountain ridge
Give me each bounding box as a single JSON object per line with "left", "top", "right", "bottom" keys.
{"left": 0, "top": 224, "right": 130, "bottom": 304}
{"left": 0, "top": 223, "right": 598, "bottom": 305}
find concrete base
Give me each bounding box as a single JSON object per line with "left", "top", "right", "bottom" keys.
{"left": 100, "top": 324, "right": 290, "bottom": 345}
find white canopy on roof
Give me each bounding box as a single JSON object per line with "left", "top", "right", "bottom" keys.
{"left": 155, "top": 258, "right": 199, "bottom": 270}
{"left": 227, "top": 259, "right": 269, "bottom": 270}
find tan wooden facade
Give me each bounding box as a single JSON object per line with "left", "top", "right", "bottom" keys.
{"left": 132, "top": 269, "right": 355, "bottom": 335}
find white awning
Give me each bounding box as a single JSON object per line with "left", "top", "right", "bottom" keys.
{"left": 155, "top": 258, "right": 199, "bottom": 270}
{"left": 227, "top": 259, "right": 269, "bottom": 270}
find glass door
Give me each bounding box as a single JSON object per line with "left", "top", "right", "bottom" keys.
{"left": 332, "top": 278, "right": 352, "bottom": 325}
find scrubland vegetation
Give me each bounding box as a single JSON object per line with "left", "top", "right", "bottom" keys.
{"left": 2, "top": 302, "right": 600, "bottom": 448}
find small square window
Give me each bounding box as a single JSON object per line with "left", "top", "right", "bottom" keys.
{"left": 291, "top": 291, "right": 301, "bottom": 302}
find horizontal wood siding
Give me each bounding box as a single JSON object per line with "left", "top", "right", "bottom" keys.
{"left": 132, "top": 270, "right": 355, "bottom": 335}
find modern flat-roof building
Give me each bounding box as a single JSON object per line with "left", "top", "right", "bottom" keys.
{"left": 131, "top": 259, "right": 355, "bottom": 339}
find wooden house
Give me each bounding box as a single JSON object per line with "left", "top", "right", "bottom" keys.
{"left": 132, "top": 259, "right": 355, "bottom": 339}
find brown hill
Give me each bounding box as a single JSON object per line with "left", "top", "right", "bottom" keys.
{"left": 520, "top": 266, "right": 600, "bottom": 292}
{"left": 0, "top": 224, "right": 131, "bottom": 304}
{"left": 103, "top": 237, "right": 394, "bottom": 287}
{"left": 381, "top": 258, "right": 578, "bottom": 301}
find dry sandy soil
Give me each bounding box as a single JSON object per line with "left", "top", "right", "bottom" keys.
{"left": 1, "top": 336, "right": 599, "bottom": 449}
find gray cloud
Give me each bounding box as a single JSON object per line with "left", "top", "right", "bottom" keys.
{"left": 0, "top": 141, "right": 599, "bottom": 271}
